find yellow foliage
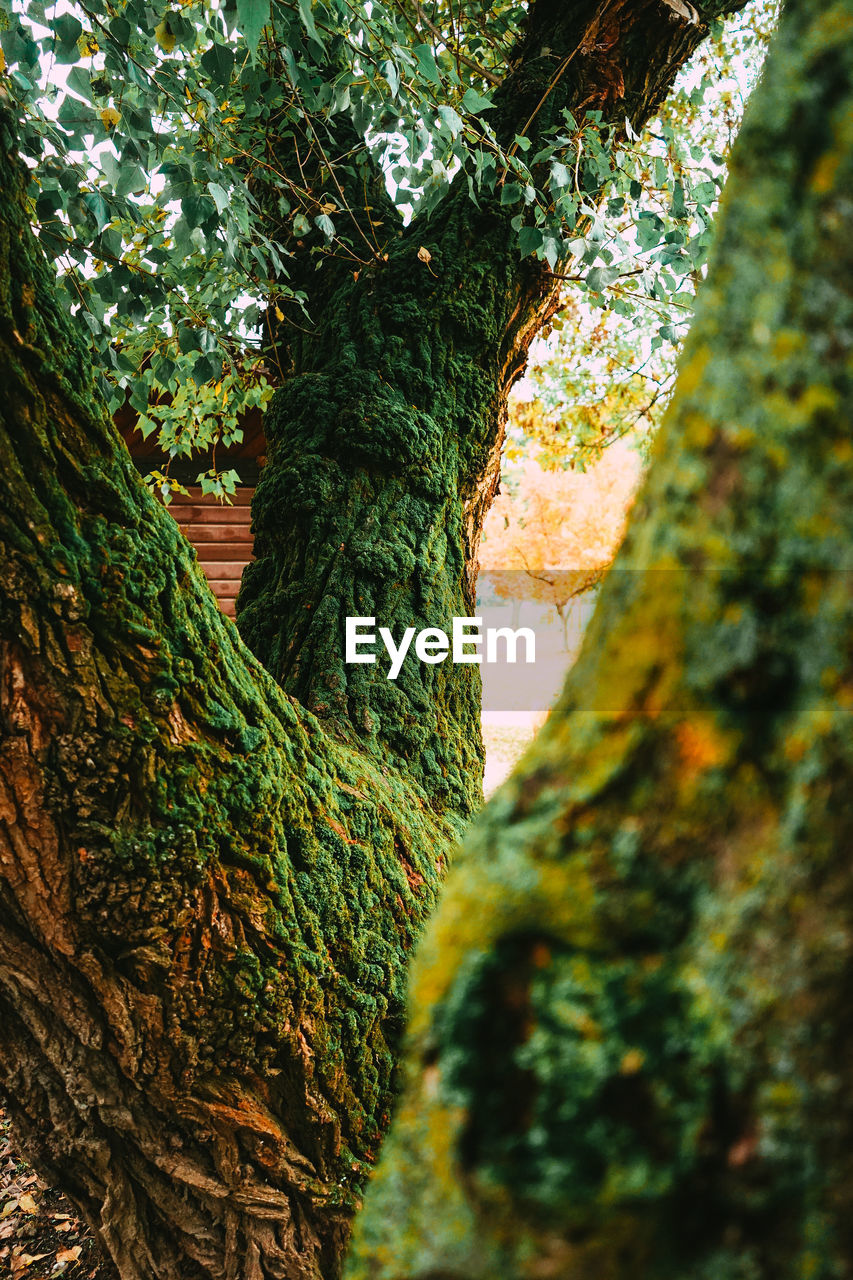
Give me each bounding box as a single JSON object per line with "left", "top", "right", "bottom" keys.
{"left": 155, "top": 19, "right": 176, "bottom": 52}
{"left": 480, "top": 436, "right": 642, "bottom": 612}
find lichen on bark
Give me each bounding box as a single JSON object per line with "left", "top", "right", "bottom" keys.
{"left": 347, "top": 2, "right": 853, "bottom": 1275}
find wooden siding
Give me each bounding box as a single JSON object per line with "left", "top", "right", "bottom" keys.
{"left": 169, "top": 487, "right": 254, "bottom": 618}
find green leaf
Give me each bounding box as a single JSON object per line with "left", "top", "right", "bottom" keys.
{"left": 109, "top": 15, "right": 131, "bottom": 46}
{"left": 413, "top": 44, "right": 442, "bottom": 87}
{"left": 176, "top": 324, "right": 202, "bottom": 354}
{"left": 66, "top": 67, "right": 94, "bottom": 102}
{"left": 383, "top": 59, "right": 400, "bottom": 99}
{"left": 541, "top": 236, "right": 559, "bottom": 271}
{"left": 461, "top": 87, "right": 494, "bottom": 115}
{"left": 183, "top": 195, "right": 215, "bottom": 229}
{"left": 82, "top": 191, "right": 109, "bottom": 232}
{"left": 297, "top": 0, "right": 324, "bottom": 50}
{"left": 53, "top": 14, "right": 82, "bottom": 63}
{"left": 585, "top": 265, "right": 619, "bottom": 292}
{"left": 235, "top": 0, "right": 269, "bottom": 52}
{"left": 670, "top": 178, "right": 686, "bottom": 219}
{"left": 518, "top": 226, "right": 543, "bottom": 258}
{"left": 200, "top": 42, "right": 235, "bottom": 87}
{"left": 437, "top": 105, "right": 463, "bottom": 137}
{"left": 116, "top": 166, "right": 146, "bottom": 198}
{"left": 208, "top": 182, "right": 230, "bottom": 214}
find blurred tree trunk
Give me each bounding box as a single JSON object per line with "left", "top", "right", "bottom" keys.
{"left": 0, "top": 1, "right": 750, "bottom": 1278}
{"left": 348, "top": 2, "right": 853, "bottom": 1276}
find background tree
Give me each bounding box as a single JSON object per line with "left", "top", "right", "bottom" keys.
{"left": 480, "top": 436, "right": 642, "bottom": 647}
{"left": 346, "top": 1, "right": 853, "bottom": 1274}
{"left": 0, "top": 1, "right": 765, "bottom": 1278}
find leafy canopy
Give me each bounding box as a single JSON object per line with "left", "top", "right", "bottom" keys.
{"left": 0, "top": 0, "right": 776, "bottom": 492}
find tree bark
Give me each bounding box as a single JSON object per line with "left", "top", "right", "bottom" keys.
{"left": 347, "top": 1, "right": 853, "bottom": 1275}
{"left": 0, "top": 1, "right": 749, "bottom": 1277}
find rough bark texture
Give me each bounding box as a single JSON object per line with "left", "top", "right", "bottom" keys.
{"left": 0, "top": 1, "right": 751, "bottom": 1278}
{"left": 236, "top": 0, "right": 747, "bottom": 816}
{"left": 347, "top": 2, "right": 853, "bottom": 1275}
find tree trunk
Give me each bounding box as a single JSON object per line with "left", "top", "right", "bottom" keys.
{"left": 235, "top": 0, "right": 749, "bottom": 812}
{"left": 347, "top": 1, "right": 853, "bottom": 1275}
{"left": 0, "top": 103, "right": 458, "bottom": 1278}
{"left": 0, "top": 1, "right": 748, "bottom": 1277}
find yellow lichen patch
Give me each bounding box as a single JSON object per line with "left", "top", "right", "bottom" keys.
{"left": 796, "top": 384, "right": 839, "bottom": 418}
{"left": 772, "top": 328, "right": 806, "bottom": 360}
{"left": 619, "top": 1048, "right": 645, "bottom": 1075}
{"left": 835, "top": 683, "right": 853, "bottom": 709}
{"left": 683, "top": 409, "right": 714, "bottom": 449}
{"left": 811, "top": 5, "right": 853, "bottom": 57}
{"left": 811, "top": 150, "right": 841, "bottom": 194}
{"left": 677, "top": 343, "right": 711, "bottom": 400}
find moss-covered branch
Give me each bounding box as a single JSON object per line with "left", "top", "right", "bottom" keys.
{"left": 347, "top": 2, "right": 853, "bottom": 1274}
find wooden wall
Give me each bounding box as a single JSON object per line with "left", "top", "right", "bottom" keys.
{"left": 169, "top": 486, "right": 254, "bottom": 619}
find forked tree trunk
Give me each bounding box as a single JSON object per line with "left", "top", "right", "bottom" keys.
{"left": 0, "top": 1, "right": 747, "bottom": 1277}
{"left": 348, "top": 2, "right": 853, "bottom": 1275}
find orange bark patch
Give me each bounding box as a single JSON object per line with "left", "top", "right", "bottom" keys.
{"left": 675, "top": 717, "right": 727, "bottom": 779}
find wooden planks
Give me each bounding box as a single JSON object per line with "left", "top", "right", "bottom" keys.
{"left": 168, "top": 486, "right": 255, "bottom": 618}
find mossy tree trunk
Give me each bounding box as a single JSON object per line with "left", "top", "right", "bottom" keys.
{"left": 347, "top": 2, "right": 853, "bottom": 1275}
{"left": 0, "top": 2, "right": 748, "bottom": 1278}
{"left": 235, "top": 0, "right": 748, "bottom": 812}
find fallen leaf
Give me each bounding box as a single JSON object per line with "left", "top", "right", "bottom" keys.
{"left": 56, "top": 1246, "right": 82, "bottom": 1264}
{"left": 17, "top": 1194, "right": 37, "bottom": 1214}
{"left": 12, "top": 1252, "right": 49, "bottom": 1273}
